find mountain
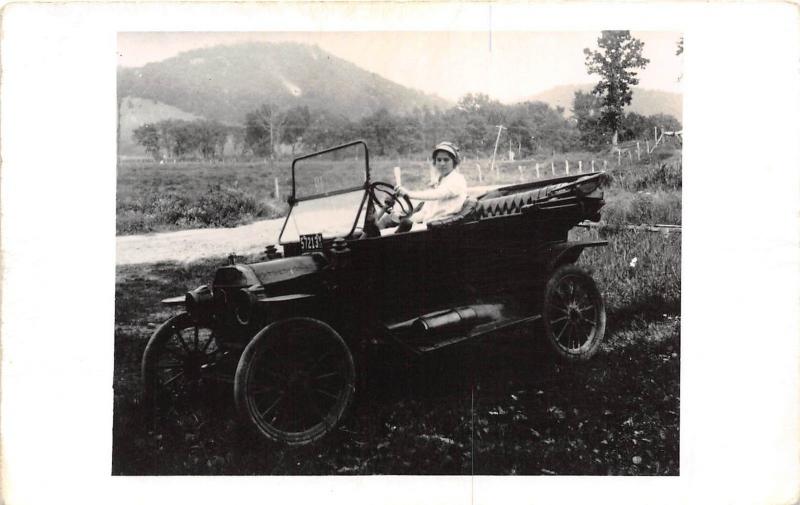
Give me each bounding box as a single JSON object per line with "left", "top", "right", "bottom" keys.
{"left": 117, "top": 42, "right": 451, "bottom": 127}
{"left": 522, "top": 84, "right": 683, "bottom": 122}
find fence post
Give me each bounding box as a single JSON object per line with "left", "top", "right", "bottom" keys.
{"left": 274, "top": 177, "right": 280, "bottom": 199}
{"left": 518, "top": 165, "right": 524, "bottom": 182}
{"left": 603, "top": 160, "right": 608, "bottom": 171}
{"left": 628, "top": 151, "right": 633, "bottom": 164}
{"left": 551, "top": 160, "right": 555, "bottom": 176}
{"left": 476, "top": 162, "right": 482, "bottom": 183}
{"left": 578, "top": 160, "right": 583, "bottom": 174}
{"left": 654, "top": 127, "right": 658, "bottom": 147}
{"left": 591, "top": 159, "right": 595, "bottom": 172}
{"left": 637, "top": 142, "right": 641, "bottom": 160}
{"left": 535, "top": 163, "right": 540, "bottom": 179}
{"left": 617, "top": 150, "right": 621, "bottom": 166}
{"left": 646, "top": 139, "right": 651, "bottom": 154}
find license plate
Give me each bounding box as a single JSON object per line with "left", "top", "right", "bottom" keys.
{"left": 299, "top": 233, "right": 324, "bottom": 253}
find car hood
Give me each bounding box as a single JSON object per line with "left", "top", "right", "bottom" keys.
{"left": 213, "top": 254, "right": 328, "bottom": 290}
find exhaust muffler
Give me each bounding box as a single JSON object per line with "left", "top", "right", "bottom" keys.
{"left": 412, "top": 304, "right": 503, "bottom": 335}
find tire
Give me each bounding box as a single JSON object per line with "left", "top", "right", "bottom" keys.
{"left": 234, "top": 317, "right": 356, "bottom": 445}
{"left": 141, "top": 313, "right": 222, "bottom": 422}
{"left": 541, "top": 265, "right": 606, "bottom": 361}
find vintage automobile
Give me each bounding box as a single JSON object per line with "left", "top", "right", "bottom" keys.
{"left": 142, "top": 140, "right": 608, "bottom": 445}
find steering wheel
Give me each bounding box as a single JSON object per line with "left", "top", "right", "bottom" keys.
{"left": 369, "top": 182, "right": 414, "bottom": 218}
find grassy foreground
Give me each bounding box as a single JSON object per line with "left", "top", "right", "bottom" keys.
{"left": 112, "top": 225, "right": 680, "bottom": 475}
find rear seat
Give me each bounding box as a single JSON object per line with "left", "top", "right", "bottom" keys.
{"left": 422, "top": 175, "right": 604, "bottom": 228}
{"left": 475, "top": 179, "right": 581, "bottom": 219}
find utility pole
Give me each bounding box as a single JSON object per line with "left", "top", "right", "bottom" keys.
{"left": 490, "top": 125, "right": 505, "bottom": 176}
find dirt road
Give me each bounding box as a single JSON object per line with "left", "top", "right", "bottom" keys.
{"left": 116, "top": 185, "right": 499, "bottom": 266}
{"left": 116, "top": 217, "right": 285, "bottom": 265}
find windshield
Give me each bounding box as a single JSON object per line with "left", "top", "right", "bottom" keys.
{"left": 292, "top": 141, "right": 368, "bottom": 200}
{"left": 280, "top": 191, "right": 366, "bottom": 243}
{"left": 279, "top": 142, "right": 370, "bottom": 244}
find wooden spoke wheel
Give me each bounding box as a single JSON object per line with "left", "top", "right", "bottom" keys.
{"left": 542, "top": 265, "right": 606, "bottom": 361}
{"left": 234, "top": 317, "right": 356, "bottom": 445}
{"left": 141, "top": 313, "right": 222, "bottom": 424}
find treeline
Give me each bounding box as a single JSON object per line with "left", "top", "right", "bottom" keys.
{"left": 133, "top": 119, "right": 239, "bottom": 161}
{"left": 133, "top": 92, "right": 681, "bottom": 161}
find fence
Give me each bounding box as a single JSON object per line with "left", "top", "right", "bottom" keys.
{"left": 477, "top": 127, "right": 682, "bottom": 184}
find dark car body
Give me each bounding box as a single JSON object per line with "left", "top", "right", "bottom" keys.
{"left": 143, "top": 140, "right": 608, "bottom": 445}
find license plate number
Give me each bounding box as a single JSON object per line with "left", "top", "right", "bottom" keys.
{"left": 299, "top": 233, "right": 324, "bottom": 252}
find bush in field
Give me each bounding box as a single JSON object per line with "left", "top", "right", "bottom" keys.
{"left": 605, "top": 150, "right": 682, "bottom": 192}
{"left": 116, "top": 184, "right": 284, "bottom": 234}
{"left": 188, "top": 185, "right": 264, "bottom": 226}
{"left": 574, "top": 228, "right": 681, "bottom": 324}
{"left": 601, "top": 190, "right": 681, "bottom": 226}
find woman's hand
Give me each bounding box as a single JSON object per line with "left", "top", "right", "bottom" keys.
{"left": 394, "top": 185, "right": 409, "bottom": 198}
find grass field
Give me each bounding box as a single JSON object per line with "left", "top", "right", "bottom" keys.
{"left": 116, "top": 145, "right": 682, "bottom": 234}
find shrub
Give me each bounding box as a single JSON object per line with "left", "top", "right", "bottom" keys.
{"left": 573, "top": 227, "right": 681, "bottom": 325}
{"left": 116, "top": 184, "right": 280, "bottom": 234}
{"left": 602, "top": 190, "right": 681, "bottom": 226}
{"left": 604, "top": 150, "right": 682, "bottom": 192}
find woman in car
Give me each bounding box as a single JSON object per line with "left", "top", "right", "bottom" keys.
{"left": 378, "top": 141, "right": 468, "bottom": 231}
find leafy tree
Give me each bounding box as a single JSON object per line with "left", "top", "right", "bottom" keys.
{"left": 245, "top": 103, "right": 285, "bottom": 158}
{"left": 572, "top": 91, "right": 607, "bottom": 149}
{"left": 359, "top": 108, "right": 397, "bottom": 156}
{"left": 619, "top": 112, "right": 650, "bottom": 142}
{"left": 303, "top": 111, "right": 357, "bottom": 151}
{"left": 169, "top": 120, "right": 199, "bottom": 158}
{"left": 619, "top": 112, "right": 682, "bottom": 143}
{"left": 394, "top": 115, "right": 423, "bottom": 155}
{"left": 282, "top": 105, "right": 311, "bottom": 154}
{"left": 227, "top": 126, "right": 247, "bottom": 158}
{"left": 133, "top": 123, "right": 161, "bottom": 160}
{"left": 453, "top": 93, "right": 505, "bottom": 156}
{"left": 648, "top": 113, "right": 682, "bottom": 132}
{"left": 194, "top": 120, "right": 228, "bottom": 160}
{"left": 584, "top": 31, "right": 650, "bottom": 145}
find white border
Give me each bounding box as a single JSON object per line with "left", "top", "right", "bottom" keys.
{"left": 2, "top": 2, "right": 798, "bottom": 505}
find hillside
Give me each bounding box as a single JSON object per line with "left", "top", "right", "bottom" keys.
{"left": 118, "top": 97, "right": 203, "bottom": 156}
{"left": 524, "top": 84, "right": 683, "bottom": 122}
{"left": 117, "top": 42, "right": 451, "bottom": 127}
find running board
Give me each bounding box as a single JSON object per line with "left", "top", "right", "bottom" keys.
{"left": 388, "top": 313, "right": 542, "bottom": 355}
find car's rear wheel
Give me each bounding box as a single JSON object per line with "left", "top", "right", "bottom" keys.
{"left": 542, "top": 265, "right": 606, "bottom": 361}
{"left": 234, "top": 317, "right": 356, "bottom": 445}
{"left": 141, "top": 313, "right": 223, "bottom": 424}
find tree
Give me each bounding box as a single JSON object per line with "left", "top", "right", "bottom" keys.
{"left": 245, "top": 103, "right": 285, "bottom": 158}
{"left": 303, "top": 111, "right": 356, "bottom": 151}
{"left": 584, "top": 31, "right": 650, "bottom": 145}
{"left": 133, "top": 123, "right": 161, "bottom": 160}
{"left": 169, "top": 120, "right": 199, "bottom": 159}
{"left": 572, "top": 91, "right": 607, "bottom": 149}
{"left": 394, "top": 115, "right": 423, "bottom": 155}
{"left": 194, "top": 120, "right": 228, "bottom": 160}
{"left": 453, "top": 93, "right": 505, "bottom": 156}
{"left": 282, "top": 106, "right": 311, "bottom": 155}
{"left": 359, "top": 108, "right": 397, "bottom": 156}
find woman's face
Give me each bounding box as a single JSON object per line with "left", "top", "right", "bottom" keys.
{"left": 434, "top": 151, "right": 454, "bottom": 174}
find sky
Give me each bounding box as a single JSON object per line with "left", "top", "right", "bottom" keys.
{"left": 118, "top": 31, "right": 682, "bottom": 103}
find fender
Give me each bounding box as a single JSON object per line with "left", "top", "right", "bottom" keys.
{"left": 544, "top": 240, "right": 607, "bottom": 272}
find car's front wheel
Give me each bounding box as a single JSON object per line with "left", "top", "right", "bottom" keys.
{"left": 541, "top": 265, "right": 606, "bottom": 361}
{"left": 141, "top": 312, "right": 223, "bottom": 423}
{"left": 234, "top": 317, "right": 356, "bottom": 445}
